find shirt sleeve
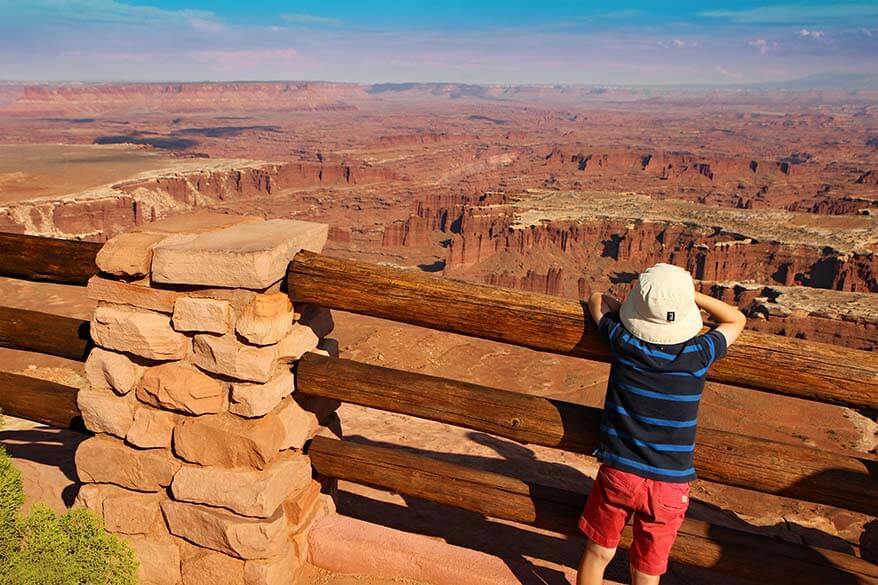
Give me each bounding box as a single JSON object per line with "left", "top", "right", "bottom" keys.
{"left": 598, "top": 312, "right": 622, "bottom": 343}
{"left": 696, "top": 329, "right": 728, "bottom": 368}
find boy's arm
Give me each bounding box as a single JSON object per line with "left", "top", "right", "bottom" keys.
{"left": 588, "top": 292, "right": 621, "bottom": 324}
{"left": 694, "top": 291, "right": 746, "bottom": 346}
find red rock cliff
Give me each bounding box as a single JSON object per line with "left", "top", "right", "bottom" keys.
{"left": 0, "top": 160, "right": 395, "bottom": 240}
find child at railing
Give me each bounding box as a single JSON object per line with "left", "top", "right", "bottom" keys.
{"left": 577, "top": 264, "right": 746, "bottom": 585}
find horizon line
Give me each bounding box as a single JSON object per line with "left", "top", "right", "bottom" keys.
{"left": 1, "top": 74, "right": 876, "bottom": 91}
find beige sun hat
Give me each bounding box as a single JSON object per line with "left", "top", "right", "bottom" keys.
{"left": 619, "top": 263, "right": 703, "bottom": 345}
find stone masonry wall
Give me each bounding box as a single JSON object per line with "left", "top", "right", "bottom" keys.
{"left": 73, "top": 214, "right": 338, "bottom": 585}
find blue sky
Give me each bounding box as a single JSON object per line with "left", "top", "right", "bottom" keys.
{"left": 1, "top": 1, "right": 877, "bottom": 84}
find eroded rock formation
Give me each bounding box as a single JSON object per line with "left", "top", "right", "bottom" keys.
{"left": 0, "top": 82, "right": 365, "bottom": 116}
{"left": 0, "top": 160, "right": 395, "bottom": 240}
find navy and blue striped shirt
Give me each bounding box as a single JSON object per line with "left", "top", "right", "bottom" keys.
{"left": 596, "top": 313, "right": 728, "bottom": 483}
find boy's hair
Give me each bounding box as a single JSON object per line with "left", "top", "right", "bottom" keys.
{"left": 619, "top": 263, "right": 702, "bottom": 345}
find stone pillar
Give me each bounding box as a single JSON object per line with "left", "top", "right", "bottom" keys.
{"left": 74, "top": 216, "right": 338, "bottom": 585}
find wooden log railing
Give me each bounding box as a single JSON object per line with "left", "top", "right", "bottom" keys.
{"left": 0, "top": 235, "right": 874, "bottom": 409}
{"left": 0, "top": 235, "right": 92, "bottom": 429}
{"left": 0, "top": 233, "right": 100, "bottom": 286}
{"left": 0, "top": 371, "right": 84, "bottom": 430}
{"left": 308, "top": 436, "right": 878, "bottom": 585}
{"left": 0, "top": 233, "right": 874, "bottom": 582}
{"left": 297, "top": 353, "right": 877, "bottom": 516}
{"left": 0, "top": 306, "right": 91, "bottom": 361}
{"left": 288, "top": 251, "right": 878, "bottom": 410}
{"left": 0, "top": 234, "right": 95, "bottom": 368}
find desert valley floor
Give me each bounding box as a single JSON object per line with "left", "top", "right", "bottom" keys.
{"left": 0, "top": 81, "right": 876, "bottom": 584}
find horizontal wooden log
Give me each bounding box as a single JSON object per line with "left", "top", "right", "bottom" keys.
{"left": 297, "top": 353, "right": 878, "bottom": 516}
{"left": 0, "top": 233, "right": 100, "bottom": 286}
{"left": 288, "top": 251, "right": 878, "bottom": 410}
{"left": 0, "top": 306, "right": 91, "bottom": 361}
{"left": 309, "top": 437, "right": 878, "bottom": 585}
{"left": 0, "top": 371, "right": 84, "bottom": 430}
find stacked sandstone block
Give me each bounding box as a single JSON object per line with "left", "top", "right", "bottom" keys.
{"left": 74, "top": 216, "right": 339, "bottom": 585}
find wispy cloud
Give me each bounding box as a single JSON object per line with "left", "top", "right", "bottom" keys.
{"left": 188, "top": 17, "right": 225, "bottom": 33}
{"left": 0, "top": 0, "right": 221, "bottom": 27}
{"left": 280, "top": 13, "right": 341, "bottom": 26}
{"left": 89, "top": 47, "right": 298, "bottom": 64}
{"left": 600, "top": 9, "right": 641, "bottom": 19}
{"left": 702, "top": 3, "right": 878, "bottom": 25}
{"left": 658, "top": 39, "right": 700, "bottom": 49}
{"left": 747, "top": 39, "right": 780, "bottom": 54}
{"left": 1, "top": 0, "right": 877, "bottom": 85}
{"left": 79, "top": 47, "right": 299, "bottom": 75}
{"left": 715, "top": 66, "right": 743, "bottom": 79}
{"left": 193, "top": 48, "right": 299, "bottom": 70}
{"left": 799, "top": 28, "right": 825, "bottom": 39}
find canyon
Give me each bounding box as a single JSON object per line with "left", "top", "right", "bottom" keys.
{"left": 1, "top": 82, "right": 875, "bottom": 351}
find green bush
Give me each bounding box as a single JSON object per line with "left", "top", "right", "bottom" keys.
{"left": 0, "top": 422, "right": 138, "bottom": 585}
{"left": 0, "top": 440, "right": 24, "bottom": 562}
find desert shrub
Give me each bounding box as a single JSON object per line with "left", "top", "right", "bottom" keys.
{"left": 0, "top": 420, "right": 138, "bottom": 585}
{"left": 0, "top": 441, "right": 24, "bottom": 562}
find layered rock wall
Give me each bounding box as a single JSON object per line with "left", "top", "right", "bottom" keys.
{"left": 701, "top": 282, "right": 878, "bottom": 351}
{"left": 786, "top": 196, "right": 878, "bottom": 215}
{"left": 73, "top": 215, "right": 339, "bottom": 585}
{"left": 0, "top": 161, "right": 395, "bottom": 240}
{"left": 0, "top": 82, "right": 366, "bottom": 116}
{"left": 445, "top": 218, "right": 877, "bottom": 293}
{"left": 377, "top": 191, "right": 878, "bottom": 349}
{"left": 542, "top": 148, "right": 877, "bottom": 213}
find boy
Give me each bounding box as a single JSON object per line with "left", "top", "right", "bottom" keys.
{"left": 577, "top": 263, "right": 746, "bottom": 585}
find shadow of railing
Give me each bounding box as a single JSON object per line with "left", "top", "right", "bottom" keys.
{"left": 0, "top": 426, "right": 87, "bottom": 507}
{"left": 339, "top": 431, "right": 871, "bottom": 585}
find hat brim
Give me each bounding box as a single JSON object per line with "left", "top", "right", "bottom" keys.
{"left": 619, "top": 298, "right": 703, "bottom": 345}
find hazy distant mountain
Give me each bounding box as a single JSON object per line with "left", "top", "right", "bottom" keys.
{"left": 364, "top": 75, "right": 878, "bottom": 96}
{"left": 752, "top": 73, "right": 878, "bottom": 90}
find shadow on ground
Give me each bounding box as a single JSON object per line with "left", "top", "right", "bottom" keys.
{"left": 0, "top": 422, "right": 868, "bottom": 585}
{"left": 0, "top": 426, "right": 85, "bottom": 510}
{"left": 339, "top": 431, "right": 867, "bottom": 585}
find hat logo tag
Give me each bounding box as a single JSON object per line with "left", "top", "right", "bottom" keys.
{"left": 667, "top": 311, "right": 675, "bottom": 322}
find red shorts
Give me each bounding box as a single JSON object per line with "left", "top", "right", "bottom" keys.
{"left": 579, "top": 465, "right": 690, "bottom": 576}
